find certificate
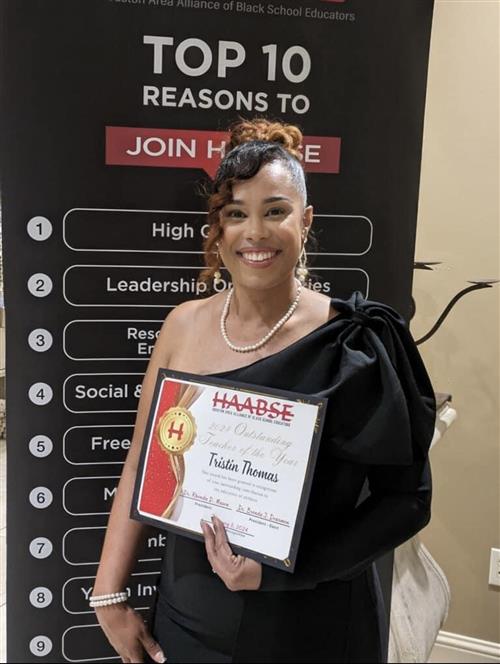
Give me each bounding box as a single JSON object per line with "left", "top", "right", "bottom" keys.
{"left": 131, "top": 369, "right": 327, "bottom": 572}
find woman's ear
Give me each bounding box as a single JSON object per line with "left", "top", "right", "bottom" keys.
{"left": 303, "top": 205, "right": 314, "bottom": 233}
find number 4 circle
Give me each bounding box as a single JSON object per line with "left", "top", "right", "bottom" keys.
{"left": 28, "top": 383, "right": 53, "bottom": 406}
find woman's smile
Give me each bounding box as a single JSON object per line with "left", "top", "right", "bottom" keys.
{"left": 236, "top": 248, "right": 283, "bottom": 268}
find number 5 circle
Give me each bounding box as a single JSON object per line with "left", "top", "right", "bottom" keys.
{"left": 29, "top": 435, "right": 53, "bottom": 458}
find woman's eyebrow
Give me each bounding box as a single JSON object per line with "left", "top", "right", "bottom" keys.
{"left": 263, "top": 196, "right": 293, "bottom": 203}
{"left": 230, "top": 196, "right": 293, "bottom": 205}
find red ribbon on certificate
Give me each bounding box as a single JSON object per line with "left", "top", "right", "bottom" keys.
{"left": 138, "top": 379, "right": 203, "bottom": 519}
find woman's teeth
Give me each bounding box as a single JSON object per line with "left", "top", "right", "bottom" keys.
{"left": 238, "top": 251, "right": 279, "bottom": 263}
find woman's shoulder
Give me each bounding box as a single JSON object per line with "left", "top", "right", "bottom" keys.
{"left": 332, "top": 290, "right": 402, "bottom": 315}
{"left": 164, "top": 292, "right": 220, "bottom": 321}
{"left": 163, "top": 296, "right": 203, "bottom": 326}
{"left": 161, "top": 293, "right": 223, "bottom": 343}
{"left": 298, "top": 287, "right": 340, "bottom": 326}
{"left": 330, "top": 290, "right": 408, "bottom": 329}
{"left": 320, "top": 292, "right": 436, "bottom": 465}
{"left": 154, "top": 296, "right": 218, "bottom": 367}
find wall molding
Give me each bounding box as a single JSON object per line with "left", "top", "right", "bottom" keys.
{"left": 436, "top": 631, "right": 500, "bottom": 660}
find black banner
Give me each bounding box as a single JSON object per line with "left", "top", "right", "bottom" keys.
{"left": 1, "top": 0, "right": 434, "bottom": 660}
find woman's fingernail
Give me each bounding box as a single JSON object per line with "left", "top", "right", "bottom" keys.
{"left": 154, "top": 651, "right": 166, "bottom": 663}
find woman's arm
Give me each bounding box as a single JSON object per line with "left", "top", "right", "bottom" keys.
{"left": 255, "top": 298, "right": 436, "bottom": 592}
{"left": 93, "top": 317, "right": 172, "bottom": 591}
{"left": 93, "top": 307, "right": 189, "bottom": 662}
{"left": 258, "top": 456, "right": 432, "bottom": 591}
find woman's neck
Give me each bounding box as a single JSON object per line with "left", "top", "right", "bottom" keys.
{"left": 227, "top": 277, "right": 300, "bottom": 328}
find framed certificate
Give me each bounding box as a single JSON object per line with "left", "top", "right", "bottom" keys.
{"left": 131, "top": 369, "right": 327, "bottom": 572}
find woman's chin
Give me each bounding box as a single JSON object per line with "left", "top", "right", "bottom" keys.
{"left": 229, "top": 270, "right": 296, "bottom": 291}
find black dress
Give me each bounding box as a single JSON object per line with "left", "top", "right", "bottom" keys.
{"left": 150, "top": 291, "right": 436, "bottom": 663}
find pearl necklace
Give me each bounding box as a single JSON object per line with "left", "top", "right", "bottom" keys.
{"left": 220, "top": 279, "right": 302, "bottom": 353}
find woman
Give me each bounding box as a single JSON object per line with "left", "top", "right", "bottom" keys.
{"left": 93, "top": 118, "right": 436, "bottom": 663}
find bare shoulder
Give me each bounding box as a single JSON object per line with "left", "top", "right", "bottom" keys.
{"left": 155, "top": 295, "right": 220, "bottom": 361}
{"left": 164, "top": 294, "right": 221, "bottom": 328}
{"left": 163, "top": 298, "right": 203, "bottom": 327}
{"left": 159, "top": 298, "right": 205, "bottom": 341}
{"left": 301, "top": 287, "right": 339, "bottom": 323}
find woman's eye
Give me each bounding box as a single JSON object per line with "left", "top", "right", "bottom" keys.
{"left": 225, "top": 209, "right": 245, "bottom": 219}
{"left": 266, "top": 207, "right": 286, "bottom": 216}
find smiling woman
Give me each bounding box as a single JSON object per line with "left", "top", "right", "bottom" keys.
{"left": 92, "top": 118, "right": 436, "bottom": 664}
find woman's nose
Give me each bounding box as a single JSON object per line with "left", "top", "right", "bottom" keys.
{"left": 244, "top": 215, "right": 270, "bottom": 240}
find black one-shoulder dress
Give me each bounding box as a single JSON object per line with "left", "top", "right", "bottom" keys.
{"left": 150, "top": 291, "right": 436, "bottom": 663}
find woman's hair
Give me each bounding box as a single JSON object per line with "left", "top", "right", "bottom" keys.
{"left": 198, "top": 118, "right": 308, "bottom": 287}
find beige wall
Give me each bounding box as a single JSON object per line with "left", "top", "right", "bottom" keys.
{"left": 412, "top": 0, "right": 500, "bottom": 644}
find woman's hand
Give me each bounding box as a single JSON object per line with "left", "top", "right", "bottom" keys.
{"left": 95, "top": 602, "right": 165, "bottom": 663}
{"left": 201, "top": 516, "right": 262, "bottom": 591}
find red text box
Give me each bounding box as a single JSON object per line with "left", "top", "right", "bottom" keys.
{"left": 106, "top": 127, "right": 341, "bottom": 177}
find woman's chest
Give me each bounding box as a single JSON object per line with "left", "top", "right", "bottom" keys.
{"left": 167, "top": 327, "right": 284, "bottom": 376}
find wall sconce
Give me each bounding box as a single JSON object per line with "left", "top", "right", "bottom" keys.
{"left": 411, "top": 261, "right": 499, "bottom": 345}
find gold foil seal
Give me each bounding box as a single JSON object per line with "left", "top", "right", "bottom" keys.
{"left": 158, "top": 406, "right": 196, "bottom": 455}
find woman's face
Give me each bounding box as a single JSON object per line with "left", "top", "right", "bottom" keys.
{"left": 218, "top": 161, "right": 313, "bottom": 291}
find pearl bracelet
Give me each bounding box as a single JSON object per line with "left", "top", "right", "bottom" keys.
{"left": 89, "top": 591, "right": 128, "bottom": 608}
